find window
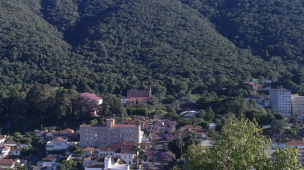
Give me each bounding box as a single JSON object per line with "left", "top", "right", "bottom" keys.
{"left": 130, "top": 130, "right": 132, "bottom": 132}
{"left": 86, "top": 129, "right": 88, "bottom": 131}
{"left": 86, "top": 133, "right": 88, "bottom": 135}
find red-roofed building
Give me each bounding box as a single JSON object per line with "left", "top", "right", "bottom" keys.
{"left": 178, "top": 125, "right": 208, "bottom": 139}
{"left": 117, "top": 120, "right": 147, "bottom": 129}
{"left": 98, "top": 141, "right": 138, "bottom": 164}
{"left": 11, "top": 148, "right": 23, "bottom": 156}
{"left": 80, "top": 119, "right": 145, "bottom": 148}
{"left": 0, "top": 135, "right": 7, "bottom": 144}
{"left": 133, "top": 116, "right": 146, "bottom": 121}
{"left": 285, "top": 140, "right": 304, "bottom": 148}
{"left": 0, "top": 159, "right": 15, "bottom": 169}
{"left": 124, "top": 87, "right": 152, "bottom": 104}
{"left": 81, "top": 146, "right": 96, "bottom": 156}
{"left": 46, "top": 137, "right": 77, "bottom": 153}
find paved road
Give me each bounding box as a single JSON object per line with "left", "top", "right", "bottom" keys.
{"left": 150, "top": 126, "right": 166, "bottom": 170}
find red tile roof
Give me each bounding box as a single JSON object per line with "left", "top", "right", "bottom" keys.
{"left": 52, "top": 137, "right": 67, "bottom": 141}
{"left": 12, "top": 148, "right": 23, "bottom": 151}
{"left": 113, "top": 124, "right": 136, "bottom": 128}
{"left": 42, "top": 156, "right": 57, "bottom": 160}
{"left": 60, "top": 128, "right": 74, "bottom": 133}
{"left": 48, "top": 130, "right": 57, "bottom": 133}
{"left": 127, "top": 97, "right": 151, "bottom": 102}
{"left": 118, "top": 120, "right": 145, "bottom": 126}
{"left": 81, "top": 146, "right": 95, "bottom": 152}
{"left": 0, "top": 159, "right": 14, "bottom": 163}
{"left": 127, "top": 90, "right": 151, "bottom": 98}
{"left": 134, "top": 116, "right": 146, "bottom": 121}
{"left": 99, "top": 141, "right": 137, "bottom": 154}
{"left": 285, "top": 140, "right": 304, "bottom": 146}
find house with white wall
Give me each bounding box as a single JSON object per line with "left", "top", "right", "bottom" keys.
{"left": 0, "top": 135, "right": 7, "bottom": 144}
{"left": 46, "top": 137, "right": 77, "bottom": 152}
{"left": 11, "top": 148, "right": 23, "bottom": 156}
{"left": 85, "top": 156, "right": 130, "bottom": 170}
{"left": 39, "top": 156, "right": 57, "bottom": 167}
{"left": 81, "top": 146, "right": 96, "bottom": 157}
{"left": 98, "top": 141, "right": 138, "bottom": 165}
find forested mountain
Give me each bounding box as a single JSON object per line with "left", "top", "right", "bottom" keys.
{"left": 181, "top": 0, "right": 304, "bottom": 91}
{"left": 0, "top": 0, "right": 280, "bottom": 99}
{"left": 2, "top": 0, "right": 304, "bottom": 131}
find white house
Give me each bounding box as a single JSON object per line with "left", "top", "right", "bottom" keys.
{"left": 180, "top": 110, "right": 202, "bottom": 118}
{"left": 4, "top": 141, "right": 17, "bottom": 147}
{"left": 98, "top": 141, "right": 138, "bottom": 165}
{"left": 209, "top": 123, "right": 216, "bottom": 130}
{"left": 0, "top": 135, "right": 7, "bottom": 144}
{"left": 120, "top": 98, "right": 127, "bottom": 104}
{"left": 85, "top": 156, "right": 130, "bottom": 170}
{"left": 11, "top": 148, "right": 23, "bottom": 156}
{"left": 46, "top": 137, "right": 77, "bottom": 152}
{"left": 34, "top": 130, "right": 48, "bottom": 138}
{"left": 46, "top": 130, "right": 58, "bottom": 137}
{"left": 40, "top": 156, "right": 57, "bottom": 167}
{"left": 2, "top": 146, "right": 11, "bottom": 157}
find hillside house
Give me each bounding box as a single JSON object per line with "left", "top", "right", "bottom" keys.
{"left": 46, "top": 137, "right": 77, "bottom": 152}
{"left": 81, "top": 146, "right": 96, "bottom": 157}
{"left": 0, "top": 135, "right": 6, "bottom": 144}
{"left": 125, "top": 87, "right": 152, "bottom": 104}
{"left": 85, "top": 156, "right": 129, "bottom": 170}
{"left": 98, "top": 141, "right": 139, "bottom": 165}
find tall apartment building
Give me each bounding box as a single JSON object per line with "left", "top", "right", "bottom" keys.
{"left": 269, "top": 88, "right": 291, "bottom": 117}
{"left": 292, "top": 94, "right": 304, "bottom": 115}
{"left": 79, "top": 119, "right": 144, "bottom": 148}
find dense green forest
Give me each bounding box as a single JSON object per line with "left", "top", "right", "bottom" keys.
{"left": 1, "top": 0, "right": 304, "bottom": 130}
{"left": 181, "top": 0, "right": 304, "bottom": 92}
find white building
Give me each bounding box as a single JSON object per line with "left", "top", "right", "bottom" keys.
{"left": 0, "top": 135, "right": 6, "bottom": 144}
{"left": 98, "top": 141, "right": 138, "bottom": 165}
{"left": 291, "top": 94, "right": 304, "bottom": 115}
{"left": 46, "top": 137, "right": 77, "bottom": 152}
{"left": 269, "top": 88, "right": 292, "bottom": 117}
{"left": 85, "top": 156, "right": 130, "bottom": 170}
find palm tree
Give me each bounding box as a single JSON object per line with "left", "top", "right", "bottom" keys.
{"left": 133, "top": 144, "right": 141, "bottom": 168}
{"left": 176, "top": 138, "right": 185, "bottom": 157}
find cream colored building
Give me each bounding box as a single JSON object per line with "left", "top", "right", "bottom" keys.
{"left": 292, "top": 94, "right": 304, "bottom": 115}
{"left": 80, "top": 119, "right": 144, "bottom": 148}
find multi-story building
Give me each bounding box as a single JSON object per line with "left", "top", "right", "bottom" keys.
{"left": 269, "top": 88, "right": 292, "bottom": 117}
{"left": 80, "top": 119, "right": 144, "bottom": 148}
{"left": 292, "top": 94, "right": 304, "bottom": 115}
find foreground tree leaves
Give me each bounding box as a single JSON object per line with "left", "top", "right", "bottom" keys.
{"left": 185, "top": 117, "right": 303, "bottom": 170}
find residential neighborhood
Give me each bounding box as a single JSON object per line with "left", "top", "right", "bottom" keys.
{"left": 2, "top": 85, "right": 304, "bottom": 170}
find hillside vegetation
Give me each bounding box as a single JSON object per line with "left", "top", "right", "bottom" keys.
{"left": 0, "top": 0, "right": 279, "bottom": 98}
{"left": 1, "top": 0, "right": 304, "bottom": 129}
{"left": 181, "top": 0, "right": 304, "bottom": 92}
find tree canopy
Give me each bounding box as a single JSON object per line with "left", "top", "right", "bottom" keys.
{"left": 185, "top": 117, "right": 303, "bottom": 170}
